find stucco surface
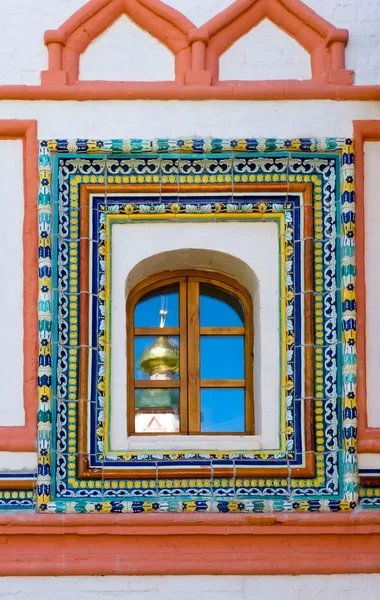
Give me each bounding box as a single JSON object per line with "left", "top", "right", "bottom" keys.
{"left": 364, "top": 141, "right": 380, "bottom": 428}
{"left": 219, "top": 18, "right": 311, "bottom": 81}
{"left": 80, "top": 14, "right": 175, "bottom": 81}
{"left": 0, "top": 100, "right": 379, "bottom": 139}
{"left": 0, "top": 141, "right": 24, "bottom": 427}
{"left": 0, "top": 575, "right": 380, "bottom": 599}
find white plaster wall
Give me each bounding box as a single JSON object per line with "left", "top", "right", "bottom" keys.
{"left": 219, "top": 19, "right": 311, "bottom": 81}
{"left": 0, "top": 142, "right": 37, "bottom": 472}
{"left": 111, "top": 220, "right": 279, "bottom": 450}
{"left": 0, "top": 100, "right": 379, "bottom": 139}
{"left": 0, "top": 452, "right": 37, "bottom": 472}
{"left": 0, "top": 141, "right": 24, "bottom": 427}
{"left": 358, "top": 454, "right": 380, "bottom": 470}
{"left": 304, "top": 0, "right": 380, "bottom": 85}
{"left": 1, "top": 575, "right": 380, "bottom": 600}
{"left": 364, "top": 141, "right": 380, "bottom": 429}
{"left": 163, "top": 0, "right": 234, "bottom": 27}
{"left": 80, "top": 15, "right": 175, "bottom": 81}
{"left": 0, "top": 0, "right": 85, "bottom": 85}
{"left": 0, "top": 0, "right": 379, "bottom": 85}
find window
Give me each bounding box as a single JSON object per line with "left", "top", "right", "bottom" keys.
{"left": 127, "top": 270, "right": 254, "bottom": 435}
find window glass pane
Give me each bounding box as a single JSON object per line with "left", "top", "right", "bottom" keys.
{"left": 134, "top": 284, "right": 179, "bottom": 328}
{"left": 200, "top": 389, "right": 245, "bottom": 432}
{"left": 135, "top": 388, "right": 179, "bottom": 433}
{"left": 200, "top": 336, "right": 244, "bottom": 379}
{"left": 200, "top": 283, "right": 244, "bottom": 327}
{"left": 135, "top": 336, "right": 179, "bottom": 380}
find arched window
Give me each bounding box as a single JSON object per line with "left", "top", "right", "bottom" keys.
{"left": 126, "top": 270, "right": 254, "bottom": 436}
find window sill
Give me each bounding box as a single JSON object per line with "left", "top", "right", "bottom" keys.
{"left": 123, "top": 435, "right": 261, "bottom": 451}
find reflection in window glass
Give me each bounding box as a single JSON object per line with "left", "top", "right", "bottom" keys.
{"left": 134, "top": 284, "right": 179, "bottom": 328}
{"left": 200, "top": 389, "right": 245, "bottom": 432}
{"left": 200, "top": 336, "right": 244, "bottom": 380}
{"left": 135, "top": 336, "right": 180, "bottom": 380}
{"left": 135, "top": 388, "right": 179, "bottom": 433}
{"left": 200, "top": 284, "right": 244, "bottom": 327}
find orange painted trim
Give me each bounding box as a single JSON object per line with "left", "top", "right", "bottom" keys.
{"left": 38, "top": 0, "right": 356, "bottom": 92}
{"left": 42, "top": 0, "right": 193, "bottom": 86}
{"left": 205, "top": 0, "right": 353, "bottom": 85}
{"left": 0, "top": 513, "right": 380, "bottom": 575}
{"left": 354, "top": 121, "right": 380, "bottom": 453}
{"left": 0, "top": 121, "right": 38, "bottom": 453}
{"left": 1, "top": 83, "right": 380, "bottom": 101}
{"left": 0, "top": 478, "right": 34, "bottom": 490}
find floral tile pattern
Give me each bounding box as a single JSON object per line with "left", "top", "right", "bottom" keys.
{"left": 0, "top": 137, "right": 362, "bottom": 512}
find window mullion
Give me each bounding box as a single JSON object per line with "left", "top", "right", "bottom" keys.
{"left": 187, "top": 280, "right": 200, "bottom": 433}
{"left": 179, "top": 280, "right": 188, "bottom": 434}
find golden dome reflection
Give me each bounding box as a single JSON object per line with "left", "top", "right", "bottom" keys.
{"left": 139, "top": 336, "right": 180, "bottom": 378}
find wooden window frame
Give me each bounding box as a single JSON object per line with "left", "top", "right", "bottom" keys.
{"left": 126, "top": 269, "right": 254, "bottom": 436}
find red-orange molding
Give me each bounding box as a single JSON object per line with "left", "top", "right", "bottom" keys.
{"left": 0, "top": 121, "right": 38, "bottom": 452}
{"left": 354, "top": 120, "right": 380, "bottom": 453}
{"left": 37, "top": 0, "right": 357, "bottom": 93}
{"left": 205, "top": 0, "right": 353, "bottom": 85}
{"left": 0, "top": 513, "right": 380, "bottom": 575}
{"left": 1, "top": 83, "right": 380, "bottom": 101}
{"left": 42, "top": 0, "right": 193, "bottom": 86}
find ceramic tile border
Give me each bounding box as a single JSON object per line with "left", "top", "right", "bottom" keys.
{"left": 102, "top": 208, "right": 289, "bottom": 464}
{"left": 53, "top": 168, "right": 307, "bottom": 501}
{"left": 0, "top": 135, "right": 377, "bottom": 575}
{"left": 52, "top": 156, "right": 331, "bottom": 508}
{"left": 84, "top": 191, "right": 293, "bottom": 464}
{"left": 67, "top": 183, "right": 313, "bottom": 484}
{"left": 98, "top": 192, "right": 308, "bottom": 468}
{"left": 37, "top": 137, "right": 357, "bottom": 514}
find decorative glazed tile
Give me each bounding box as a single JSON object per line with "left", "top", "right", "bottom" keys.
{"left": 32, "top": 138, "right": 360, "bottom": 513}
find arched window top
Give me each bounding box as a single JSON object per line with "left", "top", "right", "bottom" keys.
{"left": 127, "top": 270, "right": 253, "bottom": 436}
